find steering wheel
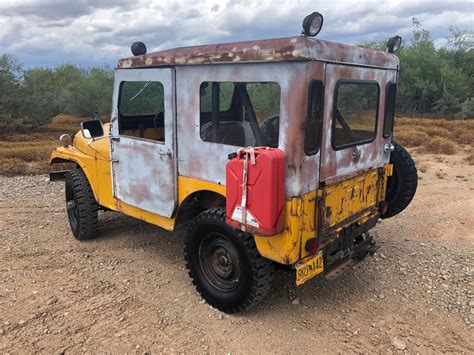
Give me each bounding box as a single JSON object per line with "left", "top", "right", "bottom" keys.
{"left": 259, "top": 115, "right": 279, "bottom": 147}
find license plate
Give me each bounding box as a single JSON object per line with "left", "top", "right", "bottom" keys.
{"left": 295, "top": 251, "right": 324, "bottom": 286}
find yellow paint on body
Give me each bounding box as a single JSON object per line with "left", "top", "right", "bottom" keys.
{"left": 50, "top": 127, "right": 392, "bottom": 266}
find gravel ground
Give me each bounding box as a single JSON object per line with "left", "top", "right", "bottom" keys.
{"left": 0, "top": 153, "right": 473, "bottom": 353}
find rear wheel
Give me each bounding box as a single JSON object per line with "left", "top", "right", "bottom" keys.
{"left": 382, "top": 142, "right": 418, "bottom": 218}
{"left": 65, "top": 169, "right": 99, "bottom": 240}
{"left": 184, "top": 207, "right": 274, "bottom": 313}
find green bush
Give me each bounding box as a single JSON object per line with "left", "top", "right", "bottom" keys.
{"left": 0, "top": 55, "right": 114, "bottom": 132}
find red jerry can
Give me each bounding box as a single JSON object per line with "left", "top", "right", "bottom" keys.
{"left": 225, "top": 147, "right": 285, "bottom": 236}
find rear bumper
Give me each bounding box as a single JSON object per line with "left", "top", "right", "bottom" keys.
{"left": 322, "top": 215, "right": 380, "bottom": 280}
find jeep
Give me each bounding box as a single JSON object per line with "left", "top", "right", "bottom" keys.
{"left": 50, "top": 12, "right": 417, "bottom": 313}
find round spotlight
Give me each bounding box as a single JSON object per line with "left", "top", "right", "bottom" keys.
{"left": 386, "top": 36, "right": 402, "bottom": 53}
{"left": 131, "top": 41, "right": 147, "bottom": 56}
{"left": 302, "top": 12, "right": 324, "bottom": 37}
{"left": 59, "top": 134, "right": 72, "bottom": 147}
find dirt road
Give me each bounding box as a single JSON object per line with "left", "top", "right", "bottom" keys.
{"left": 1, "top": 153, "right": 473, "bottom": 353}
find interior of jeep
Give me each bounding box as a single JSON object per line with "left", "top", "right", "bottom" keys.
{"left": 118, "top": 81, "right": 165, "bottom": 142}
{"left": 200, "top": 82, "right": 281, "bottom": 147}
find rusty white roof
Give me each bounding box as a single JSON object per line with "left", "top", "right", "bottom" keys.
{"left": 117, "top": 36, "right": 399, "bottom": 70}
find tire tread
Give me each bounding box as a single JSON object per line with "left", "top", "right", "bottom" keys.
{"left": 383, "top": 142, "right": 418, "bottom": 218}
{"left": 184, "top": 207, "right": 273, "bottom": 313}
{"left": 66, "top": 169, "right": 99, "bottom": 240}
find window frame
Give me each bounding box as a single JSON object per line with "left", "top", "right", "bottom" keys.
{"left": 117, "top": 80, "right": 166, "bottom": 143}
{"left": 304, "top": 80, "right": 324, "bottom": 156}
{"left": 383, "top": 81, "right": 397, "bottom": 138}
{"left": 198, "top": 80, "right": 282, "bottom": 148}
{"left": 331, "top": 79, "right": 380, "bottom": 151}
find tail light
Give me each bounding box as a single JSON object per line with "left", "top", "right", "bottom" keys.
{"left": 305, "top": 237, "right": 320, "bottom": 256}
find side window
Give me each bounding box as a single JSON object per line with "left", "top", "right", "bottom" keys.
{"left": 304, "top": 80, "right": 324, "bottom": 155}
{"left": 199, "top": 82, "right": 281, "bottom": 147}
{"left": 118, "top": 81, "right": 165, "bottom": 142}
{"left": 200, "top": 82, "right": 234, "bottom": 113}
{"left": 333, "top": 81, "right": 379, "bottom": 149}
{"left": 383, "top": 83, "right": 397, "bottom": 138}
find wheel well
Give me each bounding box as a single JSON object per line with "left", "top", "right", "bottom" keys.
{"left": 51, "top": 157, "right": 75, "bottom": 165}
{"left": 175, "top": 190, "right": 225, "bottom": 226}
{"left": 50, "top": 157, "right": 79, "bottom": 170}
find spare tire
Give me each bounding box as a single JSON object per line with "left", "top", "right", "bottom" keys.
{"left": 382, "top": 142, "right": 418, "bottom": 218}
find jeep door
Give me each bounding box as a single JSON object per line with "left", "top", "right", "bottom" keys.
{"left": 320, "top": 64, "right": 397, "bottom": 182}
{"left": 110, "top": 68, "right": 177, "bottom": 217}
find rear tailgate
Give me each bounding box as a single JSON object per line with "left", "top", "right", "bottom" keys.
{"left": 319, "top": 166, "right": 391, "bottom": 245}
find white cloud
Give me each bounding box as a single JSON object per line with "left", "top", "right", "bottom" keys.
{"left": 0, "top": 0, "right": 472, "bottom": 67}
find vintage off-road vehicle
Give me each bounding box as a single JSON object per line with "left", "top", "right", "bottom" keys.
{"left": 50, "top": 13, "right": 417, "bottom": 313}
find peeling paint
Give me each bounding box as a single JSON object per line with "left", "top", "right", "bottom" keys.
{"left": 117, "top": 36, "right": 399, "bottom": 70}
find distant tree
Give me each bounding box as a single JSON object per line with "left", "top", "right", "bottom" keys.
{"left": 0, "top": 54, "right": 24, "bottom": 129}
{"left": 358, "top": 19, "right": 472, "bottom": 118}
{"left": 68, "top": 67, "right": 114, "bottom": 116}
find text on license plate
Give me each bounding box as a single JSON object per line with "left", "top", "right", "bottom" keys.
{"left": 295, "top": 251, "right": 324, "bottom": 286}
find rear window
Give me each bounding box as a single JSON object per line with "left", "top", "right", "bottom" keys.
{"left": 383, "top": 83, "right": 397, "bottom": 138}
{"left": 304, "top": 80, "right": 324, "bottom": 155}
{"left": 333, "top": 81, "right": 379, "bottom": 149}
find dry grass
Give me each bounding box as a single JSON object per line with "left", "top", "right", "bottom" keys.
{"left": 0, "top": 114, "right": 85, "bottom": 176}
{"left": 394, "top": 117, "right": 473, "bottom": 155}
{"left": 424, "top": 137, "right": 457, "bottom": 155}
{"left": 0, "top": 114, "right": 472, "bottom": 176}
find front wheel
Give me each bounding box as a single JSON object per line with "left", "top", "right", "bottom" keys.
{"left": 184, "top": 207, "right": 274, "bottom": 313}
{"left": 65, "top": 169, "right": 99, "bottom": 240}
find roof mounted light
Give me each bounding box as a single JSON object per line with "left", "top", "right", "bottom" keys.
{"left": 386, "top": 36, "right": 402, "bottom": 53}
{"left": 302, "top": 12, "right": 324, "bottom": 37}
{"left": 131, "top": 42, "right": 147, "bottom": 56}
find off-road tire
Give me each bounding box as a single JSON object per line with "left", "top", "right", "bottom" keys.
{"left": 65, "top": 169, "right": 99, "bottom": 240}
{"left": 382, "top": 142, "right": 418, "bottom": 218}
{"left": 184, "top": 207, "right": 274, "bottom": 313}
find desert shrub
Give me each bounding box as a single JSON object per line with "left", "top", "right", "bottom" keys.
{"left": 0, "top": 158, "right": 30, "bottom": 176}
{"left": 0, "top": 146, "right": 54, "bottom": 162}
{"left": 418, "top": 126, "right": 451, "bottom": 138}
{"left": 424, "top": 137, "right": 457, "bottom": 155}
{"left": 451, "top": 127, "right": 474, "bottom": 145}
{"left": 394, "top": 130, "right": 430, "bottom": 147}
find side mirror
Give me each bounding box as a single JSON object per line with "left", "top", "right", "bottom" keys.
{"left": 81, "top": 120, "right": 104, "bottom": 139}
{"left": 83, "top": 129, "right": 92, "bottom": 139}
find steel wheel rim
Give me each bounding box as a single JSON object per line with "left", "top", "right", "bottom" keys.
{"left": 199, "top": 232, "right": 241, "bottom": 292}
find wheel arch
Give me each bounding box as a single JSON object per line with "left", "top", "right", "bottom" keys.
{"left": 50, "top": 151, "right": 99, "bottom": 202}
{"left": 175, "top": 189, "right": 226, "bottom": 227}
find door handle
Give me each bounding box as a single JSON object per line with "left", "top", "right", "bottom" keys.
{"left": 157, "top": 150, "right": 172, "bottom": 156}
{"left": 352, "top": 146, "right": 361, "bottom": 159}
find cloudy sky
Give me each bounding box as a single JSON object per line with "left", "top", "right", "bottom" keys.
{"left": 0, "top": 0, "right": 472, "bottom": 67}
